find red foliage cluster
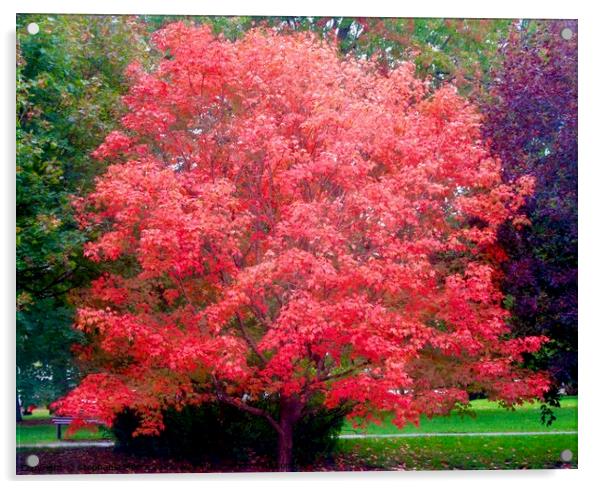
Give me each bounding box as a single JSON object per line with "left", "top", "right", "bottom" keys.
{"left": 53, "top": 24, "right": 549, "bottom": 464}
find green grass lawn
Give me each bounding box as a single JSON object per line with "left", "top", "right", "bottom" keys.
{"left": 342, "top": 396, "right": 577, "bottom": 435}
{"left": 23, "top": 409, "right": 53, "bottom": 420}
{"left": 17, "top": 409, "right": 113, "bottom": 445}
{"left": 336, "top": 434, "right": 577, "bottom": 470}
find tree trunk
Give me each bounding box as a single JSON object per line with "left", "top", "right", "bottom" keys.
{"left": 277, "top": 414, "right": 294, "bottom": 471}
{"left": 276, "top": 397, "right": 302, "bottom": 472}
{"left": 16, "top": 394, "right": 22, "bottom": 423}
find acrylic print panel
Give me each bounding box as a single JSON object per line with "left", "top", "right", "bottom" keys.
{"left": 16, "top": 14, "right": 577, "bottom": 474}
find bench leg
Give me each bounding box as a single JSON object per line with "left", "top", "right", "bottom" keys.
{"left": 57, "top": 424, "right": 62, "bottom": 440}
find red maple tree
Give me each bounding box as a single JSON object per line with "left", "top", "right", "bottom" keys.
{"left": 54, "top": 23, "right": 549, "bottom": 471}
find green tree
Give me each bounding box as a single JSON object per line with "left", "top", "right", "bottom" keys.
{"left": 16, "top": 14, "right": 153, "bottom": 413}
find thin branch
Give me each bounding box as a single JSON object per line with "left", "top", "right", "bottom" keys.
{"left": 212, "top": 375, "right": 282, "bottom": 434}
{"left": 248, "top": 301, "right": 273, "bottom": 326}
{"left": 28, "top": 264, "right": 80, "bottom": 295}
{"left": 235, "top": 313, "right": 267, "bottom": 365}
{"left": 173, "top": 272, "right": 194, "bottom": 308}
{"left": 316, "top": 354, "right": 327, "bottom": 378}
{"left": 440, "top": 34, "right": 452, "bottom": 51}
{"left": 318, "top": 360, "right": 370, "bottom": 383}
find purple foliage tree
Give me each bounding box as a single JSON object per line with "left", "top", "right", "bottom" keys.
{"left": 482, "top": 20, "right": 577, "bottom": 391}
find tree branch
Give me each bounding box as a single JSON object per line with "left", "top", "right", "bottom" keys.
{"left": 235, "top": 313, "right": 267, "bottom": 365}
{"left": 211, "top": 375, "right": 282, "bottom": 434}
{"left": 440, "top": 34, "right": 452, "bottom": 51}
{"left": 318, "top": 360, "right": 370, "bottom": 383}
{"left": 19, "top": 264, "right": 80, "bottom": 297}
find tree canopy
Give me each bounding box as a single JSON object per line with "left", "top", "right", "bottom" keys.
{"left": 52, "top": 23, "right": 550, "bottom": 471}
{"left": 482, "top": 20, "right": 578, "bottom": 390}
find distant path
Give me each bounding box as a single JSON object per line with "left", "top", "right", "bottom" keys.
{"left": 17, "top": 430, "right": 578, "bottom": 448}
{"left": 339, "top": 430, "right": 577, "bottom": 439}
{"left": 18, "top": 441, "right": 115, "bottom": 448}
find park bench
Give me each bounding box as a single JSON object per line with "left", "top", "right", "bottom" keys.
{"left": 51, "top": 416, "right": 104, "bottom": 440}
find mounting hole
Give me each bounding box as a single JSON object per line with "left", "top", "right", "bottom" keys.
{"left": 561, "top": 27, "right": 573, "bottom": 40}
{"left": 25, "top": 454, "right": 39, "bottom": 468}
{"left": 560, "top": 449, "right": 573, "bottom": 462}
{"left": 26, "top": 23, "right": 40, "bottom": 35}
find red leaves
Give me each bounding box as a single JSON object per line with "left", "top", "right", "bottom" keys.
{"left": 51, "top": 374, "right": 135, "bottom": 427}
{"left": 59, "top": 25, "right": 549, "bottom": 432}
{"left": 91, "top": 131, "right": 133, "bottom": 160}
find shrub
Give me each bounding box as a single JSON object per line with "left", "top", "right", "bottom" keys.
{"left": 112, "top": 400, "right": 348, "bottom": 467}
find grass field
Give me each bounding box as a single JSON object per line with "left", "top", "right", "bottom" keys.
{"left": 17, "top": 410, "right": 112, "bottom": 445}
{"left": 336, "top": 434, "right": 577, "bottom": 470}
{"left": 335, "top": 396, "right": 578, "bottom": 470}
{"left": 342, "top": 396, "right": 577, "bottom": 435}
